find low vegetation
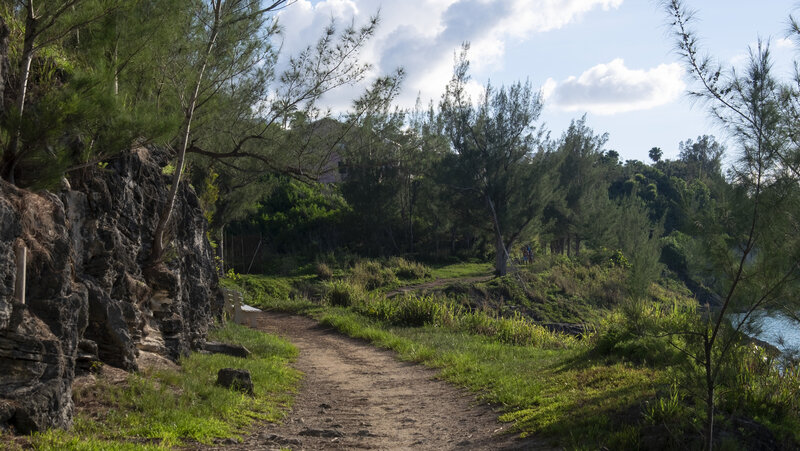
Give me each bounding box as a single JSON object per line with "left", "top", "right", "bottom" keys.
{"left": 10, "top": 323, "right": 299, "bottom": 450}
{"left": 231, "top": 259, "right": 800, "bottom": 449}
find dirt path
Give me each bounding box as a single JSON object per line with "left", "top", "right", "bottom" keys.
{"left": 385, "top": 276, "right": 493, "bottom": 298}
{"left": 211, "top": 312, "right": 543, "bottom": 450}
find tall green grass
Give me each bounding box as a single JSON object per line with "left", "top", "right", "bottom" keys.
{"left": 352, "top": 293, "right": 575, "bottom": 348}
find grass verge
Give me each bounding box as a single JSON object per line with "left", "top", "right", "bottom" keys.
{"left": 318, "top": 309, "right": 662, "bottom": 449}
{"left": 17, "top": 322, "right": 300, "bottom": 450}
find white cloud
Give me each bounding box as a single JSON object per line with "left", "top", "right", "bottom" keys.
{"left": 542, "top": 59, "right": 685, "bottom": 115}
{"left": 775, "top": 37, "right": 794, "bottom": 50}
{"left": 275, "top": 0, "right": 624, "bottom": 112}
{"left": 730, "top": 37, "right": 795, "bottom": 68}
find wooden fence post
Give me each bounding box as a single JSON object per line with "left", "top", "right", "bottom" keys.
{"left": 14, "top": 241, "right": 26, "bottom": 304}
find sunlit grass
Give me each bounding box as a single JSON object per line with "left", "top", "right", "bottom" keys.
{"left": 26, "top": 323, "right": 300, "bottom": 450}
{"left": 429, "top": 262, "right": 494, "bottom": 279}
{"left": 318, "top": 309, "right": 662, "bottom": 449}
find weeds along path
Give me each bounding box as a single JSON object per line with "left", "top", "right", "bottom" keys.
{"left": 214, "top": 312, "right": 541, "bottom": 450}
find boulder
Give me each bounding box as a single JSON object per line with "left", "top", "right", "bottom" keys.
{"left": 216, "top": 368, "right": 254, "bottom": 395}
{"left": 202, "top": 341, "right": 251, "bottom": 359}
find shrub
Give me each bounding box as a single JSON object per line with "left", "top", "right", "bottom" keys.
{"left": 609, "top": 249, "right": 631, "bottom": 269}
{"left": 722, "top": 344, "right": 800, "bottom": 444}
{"left": 315, "top": 262, "right": 333, "bottom": 280}
{"left": 350, "top": 260, "right": 397, "bottom": 290}
{"left": 325, "top": 280, "right": 364, "bottom": 307}
{"left": 353, "top": 293, "right": 460, "bottom": 327}
{"left": 238, "top": 275, "right": 291, "bottom": 308}
{"left": 388, "top": 257, "right": 432, "bottom": 280}
{"left": 659, "top": 231, "right": 691, "bottom": 276}
{"left": 457, "top": 310, "right": 574, "bottom": 348}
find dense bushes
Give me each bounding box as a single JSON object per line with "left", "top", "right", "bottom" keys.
{"left": 348, "top": 257, "right": 432, "bottom": 289}
{"left": 324, "top": 280, "right": 365, "bottom": 307}
{"left": 350, "top": 260, "right": 398, "bottom": 290}
{"left": 389, "top": 257, "right": 432, "bottom": 280}
{"left": 472, "top": 254, "right": 629, "bottom": 323}
{"left": 592, "top": 294, "right": 800, "bottom": 446}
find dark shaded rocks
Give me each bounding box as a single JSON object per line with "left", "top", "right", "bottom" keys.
{"left": 726, "top": 416, "right": 780, "bottom": 450}
{"left": 76, "top": 339, "right": 100, "bottom": 374}
{"left": 202, "top": 341, "right": 251, "bottom": 359}
{"left": 216, "top": 368, "right": 254, "bottom": 395}
{"left": 0, "top": 146, "right": 223, "bottom": 433}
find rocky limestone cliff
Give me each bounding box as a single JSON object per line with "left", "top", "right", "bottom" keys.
{"left": 0, "top": 146, "right": 223, "bottom": 433}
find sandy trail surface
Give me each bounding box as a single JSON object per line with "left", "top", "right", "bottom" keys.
{"left": 210, "top": 312, "right": 543, "bottom": 450}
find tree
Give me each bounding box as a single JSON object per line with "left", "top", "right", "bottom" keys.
{"left": 150, "top": 1, "right": 381, "bottom": 265}
{"left": 149, "top": 0, "right": 296, "bottom": 264}
{"left": 0, "top": 0, "right": 115, "bottom": 184}
{"left": 440, "top": 45, "right": 553, "bottom": 276}
{"left": 545, "top": 116, "right": 609, "bottom": 256}
{"left": 180, "top": 14, "right": 380, "bottom": 271}
{"left": 339, "top": 72, "right": 423, "bottom": 254}
{"left": 649, "top": 146, "right": 663, "bottom": 162}
{"left": 612, "top": 195, "right": 663, "bottom": 299}
{"left": 663, "top": 2, "right": 800, "bottom": 449}
{"left": 678, "top": 135, "right": 724, "bottom": 180}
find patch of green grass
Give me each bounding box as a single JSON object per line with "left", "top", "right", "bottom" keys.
{"left": 238, "top": 274, "right": 294, "bottom": 303}
{"left": 430, "top": 262, "right": 493, "bottom": 279}
{"left": 30, "top": 323, "right": 300, "bottom": 450}
{"left": 27, "top": 429, "right": 166, "bottom": 450}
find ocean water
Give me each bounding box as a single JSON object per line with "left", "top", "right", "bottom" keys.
{"left": 730, "top": 312, "right": 800, "bottom": 355}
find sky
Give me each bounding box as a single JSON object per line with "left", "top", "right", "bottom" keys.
{"left": 276, "top": 1, "right": 799, "bottom": 163}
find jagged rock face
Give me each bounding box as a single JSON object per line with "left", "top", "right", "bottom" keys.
{"left": 0, "top": 184, "right": 88, "bottom": 433}
{"left": 0, "top": 146, "right": 222, "bottom": 433}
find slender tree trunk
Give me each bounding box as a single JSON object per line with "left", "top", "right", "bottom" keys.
{"left": 3, "top": 6, "right": 36, "bottom": 184}
{"left": 704, "top": 336, "right": 715, "bottom": 451}
{"left": 149, "top": 6, "right": 219, "bottom": 264}
{"left": 113, "top": 39, "right": 119, "bottom": 96}
{"left": 486, "top": 196, "right": 510, "bottom": 276}
{"left": 246, "top": 232, "right": 262, "bottom": 274}
{"left": 434, "top": 220, "right": 440, "bottom": 257}
{"left": 218, "top": 225, "right": 225, "bottom": 276}
{"left": 494, "top": 234, "right": 508, "bottom": 276}
{"left": 150, "top": 113, "right": 193, "bottom": 261}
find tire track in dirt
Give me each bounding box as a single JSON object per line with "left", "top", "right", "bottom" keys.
{"left": 211, "top": 312, "right": 545, "bottom": 450}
